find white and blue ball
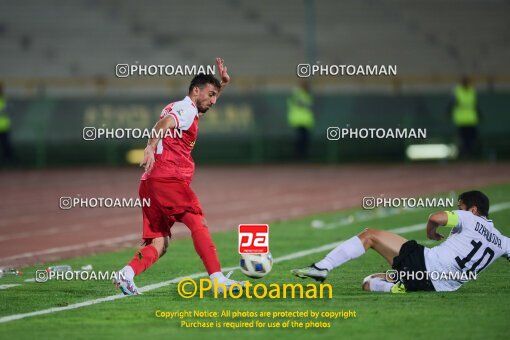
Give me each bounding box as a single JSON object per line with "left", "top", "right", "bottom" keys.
{"left": 239, "top": 252, "right": 273, "bottom": 278}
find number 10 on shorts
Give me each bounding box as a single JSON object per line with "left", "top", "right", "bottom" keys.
{"left": 238, "top": 224, "right": 269, "bottom": 254}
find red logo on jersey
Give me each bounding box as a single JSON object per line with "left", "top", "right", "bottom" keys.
{"left": 238, "top": 224, "right": 269, "bottom": 254}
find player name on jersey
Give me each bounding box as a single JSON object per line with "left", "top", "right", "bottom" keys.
{"left": 475, "top": 222, "right": 503, "bottom": 249}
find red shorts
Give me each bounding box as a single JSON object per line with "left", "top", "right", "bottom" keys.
{"left": 139, "top": 178, "right": 203, "bottom": 240}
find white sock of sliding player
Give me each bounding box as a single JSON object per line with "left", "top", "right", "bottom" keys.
{"left": 315, "top": 236, "right": 365, "bottom": 271}
{"left": 368, "top": 277, "right": 394, "bottom": 292}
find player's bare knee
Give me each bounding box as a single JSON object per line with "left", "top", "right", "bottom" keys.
{"left": 362, "top": 280, "right": 370, "bottom": 291}
{"left": 151, "top": 237, "right": 169, "bottom": 257}
{"left": 159, "top": 243, "right": 169, "bottom": 257}
{"left": 160, "top": 237, "right": 169, "bottom": 256}
{"left": 358, "top": 228, "right": 375, "bottom": 248}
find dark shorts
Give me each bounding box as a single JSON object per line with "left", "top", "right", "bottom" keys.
{"left": 392, "top": 240, "right": 435, "bottom": 292}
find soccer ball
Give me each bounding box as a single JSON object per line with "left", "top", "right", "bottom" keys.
{"left": 239, "top": 252, "right": 273, "bottom": 278}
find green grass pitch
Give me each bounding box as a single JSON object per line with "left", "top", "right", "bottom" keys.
{"left": 1, "top": 183, "right": 509, "bottom": 339}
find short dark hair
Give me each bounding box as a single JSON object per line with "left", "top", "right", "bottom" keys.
{"left": 188, "top": 74, "right": 221, "bottom": 94}
{"left": 458, "top": 190, "right": 490, "bottom": 217}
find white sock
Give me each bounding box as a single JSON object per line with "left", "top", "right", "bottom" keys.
{"left": 210, "top": 272, "right": 225, "bottom": 282}
{"left": 122, "top": 265, "right": 135, "bottom": 281}
{"left": 315, "top": 236, "right": 365, "bottom": 271}
{"left": 369, "top": 277, "right": 394, "bottom": 292}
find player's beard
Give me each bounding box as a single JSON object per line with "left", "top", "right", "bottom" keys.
{"left": 198, "top": 106, "right": 209, "bottom": 114}
{"left": 197, "top": 102, "right": 211, "bottom": 114}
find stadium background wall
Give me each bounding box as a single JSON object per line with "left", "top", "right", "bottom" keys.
{"left": 8, "top": 92, "right": 510, "bottom": 167}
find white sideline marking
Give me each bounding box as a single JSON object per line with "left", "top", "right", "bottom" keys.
{"left": 0, "top": 284, "right": 21, "bottom": 290}
{"left": 0, "top": 234, "right": 141, "bottom": 262}
{"left": 2, "top": 225, "right": 187, "bottom": 263}
{"left": 1, "top": 201, "right": 509, "bottom": 324}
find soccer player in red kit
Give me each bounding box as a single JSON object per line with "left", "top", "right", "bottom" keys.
{"left": 114, "top": 58, "right": 245, "bottom": 295}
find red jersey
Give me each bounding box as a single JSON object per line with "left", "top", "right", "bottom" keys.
{"left": 141, "top": 96, "right": 199, "bottom": 184}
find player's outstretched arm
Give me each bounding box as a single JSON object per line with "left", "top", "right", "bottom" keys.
{"left": 426, "top": 212, "right": 448, "bottom": 241}
{"left": 140, "top": 115, "right": 177, "bottom": 173}
{"left": 216, "top": 57, "right": 230, "bottom": 98}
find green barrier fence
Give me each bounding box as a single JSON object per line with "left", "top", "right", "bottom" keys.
{"left": 5, "top": 92, "right": 510, "bottom": 167}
